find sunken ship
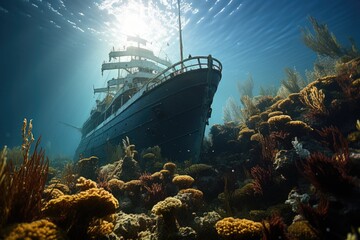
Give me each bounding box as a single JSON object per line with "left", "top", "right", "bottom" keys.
{"left": 74, "top": 35, "right": 222, "bottom": 162}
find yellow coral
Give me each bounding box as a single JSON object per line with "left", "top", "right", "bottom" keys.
{"left": 300, "top": 86, "right": 327, "bottom": 115}
{"left": 42, "top": 187, "right": 119, "bottom": 218}
{"left": 159, "top": 169, "right": 172, "bottom": 179}
{"left": 179, "top": 188, "right": 203, "bottom": 200}
{"left": 123, "top": 179, "right": 142, "bottom": 192}
{"left": 151, "top": 197, "right": 182, "bottom": 216}
{"left": 87, "top": 216, "right": 115, "bottom": 238}
{"left": 287, "top": 220, "right": 320, "bottom": 240}
{"left": 76, "top": 176, "right": 97, "bottom": 191}
{"left": 238, "top": 127, "right": 255, "bottom": 141}
{"left": 163, "top": 162, "right": 177, "bottom": 175}
{"left": 267, "top": 115, "right": 292, "bottom": 130}
{"left": 172, "top": 175, "right": 195, "bottom": 189}
{"left": 285, "top": 120, "right": 313, "bottom": 134}
{"left": 43, "top": 188, "right": 64, "bottom": 199}
{"left": 151, "top": 171, "right": 164, "bottom": 181}
{"left": 78, "top": 156, "right": 98, "bottom": 165}
{"left": 215, "top": 217, "right": 263, "bottom": 240}
{"left": 107, "top": 178, "right": 125, "bottom": 194}
{"left": 2, "top": 219, "right": 65, "bottom": 240}
{"left": 46, "top": 183, "right": 70, "bottom": 194}
{"left": 268, "top": 111, "right": 284, "bottom": 118}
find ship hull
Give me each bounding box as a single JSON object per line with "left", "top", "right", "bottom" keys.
{"left": 75, "top": 67, "right": 221, "bottom": 162}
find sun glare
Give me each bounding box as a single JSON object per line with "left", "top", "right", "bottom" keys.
{"left": 97, "top": 0, "right": 191, "bottom": 61}
{"left": 118, "top": 1, "right": 149, "bottom": 36}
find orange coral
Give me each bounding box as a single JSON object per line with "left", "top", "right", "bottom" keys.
{"left": 76, "top": 176, "right": 97, "bottom": 191}
{"left": 215, "top": 217, "right": 263, "bottom": 240}
{"left": 172, "top": 175, "right": 195, "bottom": 189}
{"left": 87, "top": 216, "right": 115, "bottom": 239}
{"left": 42, "top": 187, "right": 118, "bottom": 218}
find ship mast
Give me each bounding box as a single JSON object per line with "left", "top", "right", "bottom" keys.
{"left": 177, "top": 0, "right": 184, "bottom": 63}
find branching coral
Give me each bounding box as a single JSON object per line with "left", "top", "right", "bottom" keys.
{"left": 317, "top": 126, "right": 349, "bottom": 164}
{"left": 250, "top": 165, "right": 274, "bottom": 196}
{"left": 262, "top": 214, "right": 290, "bottom": 240}
{"left": 300, "top": 86, "right": 328, "bottom": 116}
{"left": 301, "top": 152, "right": 358, "bottom": 199}
{"left": 215, "top": 217, "right": 263, "bottom": 240}
{"left": 123, "top": 136, "right": 137, "bottom": 158}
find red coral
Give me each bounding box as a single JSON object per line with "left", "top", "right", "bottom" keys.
{"left": 317, "top": 126, "right": 349, "bottom": 165}
{"left": 301, "top": 152, "right": 357, "bottom": 198}
{"left": 262, "top": 214, "right": 290, "bottom": 240}
{"left": 143, "top": 183, "right": 165, "bottom": 207}
{"left": 250, "top": 165, "right": 273, "bottom": 196}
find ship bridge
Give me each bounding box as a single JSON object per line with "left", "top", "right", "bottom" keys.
{"left": 101, "top": 59, "right": 165, "bottom": 75}
{"left": 109, "top": 46, "right": 171, "bottom": 67}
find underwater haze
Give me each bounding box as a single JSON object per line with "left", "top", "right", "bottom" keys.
{"left": 0, "top": 0, "right": 359, "bottom": 158}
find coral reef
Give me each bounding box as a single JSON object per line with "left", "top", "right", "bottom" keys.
{"left": 215, "top": 217, "right": 263, "bottom": 240}
{"left": 152, "top": 197, "right": 183, "bottom": 239}
{"left": 42, "top": 187, "right": 119, "bottom": 239}
{"left": 1, "top": 18, "right": 360, "bottom": 240}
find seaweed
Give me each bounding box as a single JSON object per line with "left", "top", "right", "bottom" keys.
{"left": 0, "top": 119, "right": 49, "bottom": 227}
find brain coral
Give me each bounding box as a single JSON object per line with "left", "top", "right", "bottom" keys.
{"left": 215, "top": 217, "right": 263, "bottom": 240}
{"left": 1, "top": 219, "right": 65, "bottom": 240}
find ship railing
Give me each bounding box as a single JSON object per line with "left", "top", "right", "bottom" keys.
{"left": 145, "top": 56, "right": 222, "bottom": 91}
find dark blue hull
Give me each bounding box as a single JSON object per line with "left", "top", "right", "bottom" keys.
{"left": 75, "top": 64, "right": 221, "bottom": 163}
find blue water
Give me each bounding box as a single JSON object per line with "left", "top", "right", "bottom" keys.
{"left": 1, "top": 0, "right": 359, "bottom": 158}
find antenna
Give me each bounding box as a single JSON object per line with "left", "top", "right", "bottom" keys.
{"left": 177, "top": 0, "right": 184, "bottom": 62}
